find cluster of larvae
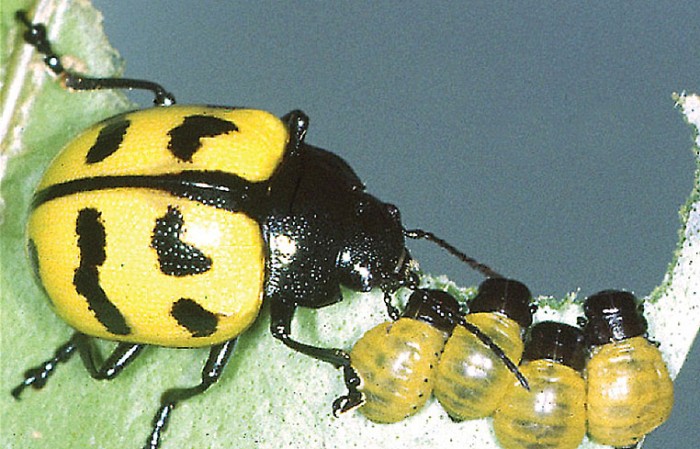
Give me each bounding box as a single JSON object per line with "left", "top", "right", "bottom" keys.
{"left": 350, "top": 278, "right": 674, "bottom": 449}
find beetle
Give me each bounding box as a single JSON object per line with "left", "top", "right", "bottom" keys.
{"left": 433, "top": 277, "right": 533, "bottom": 421}
{"left": 582, "top": 290, "right": 674, "bottom": 448}
{"left": 11, "top": 10, "right": 526, "bottom": 449}
{"left": 492, "top": 321, "right": 587, "bottom": 449}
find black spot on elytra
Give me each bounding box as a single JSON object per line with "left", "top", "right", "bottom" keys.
{"left": 171, "top": 298, "right": 218, "bottom": 337}
{"left": 85, "top": 118, "right": 130, "bottom": 164}
{"left": 167, "top": 115, "right": 238, "bottom": 162}
{"left": 151, "top": 206, "right": 212, "bottom": 276}
{"left": 73, "top": 208, "right": 130, "bottom": 335}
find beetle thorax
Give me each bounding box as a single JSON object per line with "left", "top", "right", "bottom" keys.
{"left": 263, "top": 144, "right": 407, "bottom": 308}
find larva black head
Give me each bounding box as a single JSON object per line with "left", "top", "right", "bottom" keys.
{"left": 405, "top": 286, "right": 531, "bottom": 390}
{"left": 583, "top": 290, "right": 647, "bottom": 346}
{"left": 522, "top": 321, "right": 586, "bottom": 372}
{"left": 402, "top": 289, "right": 461, "bottom": 334}
{"left": 469, "top": 278, "right": 534, "bottom": 328}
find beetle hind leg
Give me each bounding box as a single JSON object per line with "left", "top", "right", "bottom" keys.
{"left": 11, "top": 335, "right": 79, "bottom": 398}
{"left": 144, "top": 339, "right": 236, "bottom": 449}
{"left": 73, "top": 333, "right": 145, "bottom": 379}
{"left": 11, "top": 332, "right": 143, "bottom": 398}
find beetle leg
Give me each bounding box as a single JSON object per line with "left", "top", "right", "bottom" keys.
{"left": 16, "top": 10, "right": 176, "bottom": 106}
{"left": 269, "top": 300, "right": 364, "bottom": 415}
{"left": 144, "top": 339, "right": 236, "bottom": 449}
{"left": 382, "top": 290, "right": 400, "bottom": 321}
{"left": 72, "top": 333, "right": 145, "bottom": 380}
{"left": 332, "top": 366, "right": 365, "bottom": 416}
{"left": 11, "top": 333, "right": 79, "bottom": 398}
{"left": 11, "top": 332, "right": 145, "bottom": 399}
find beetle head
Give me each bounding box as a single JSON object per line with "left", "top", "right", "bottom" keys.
{"left": 336, "top": 198, "right": 415, "bottom": 293}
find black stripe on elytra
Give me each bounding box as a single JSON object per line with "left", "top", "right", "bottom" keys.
{"left": 168, "top": 115, "right": 238, "bottom": 162}
{"left": 27, "top": 239, "right": 52, "bottom": 299}
{"left": 85, "top": 118, "right": 130, "bottom": 164}
{"left": 171, "top": 298, "right": 218, "bottom": 337}
{"left": 73, "top": 208, "right": 131, "bottom": 335}
{"left": 27, "top": 239, "right": 41, "bottom": 281}
{"left": 32, "top": 171, "right": 270, "bottom": 217}
{"left": 151, "top": 206, "right": 212, "bottom": 276}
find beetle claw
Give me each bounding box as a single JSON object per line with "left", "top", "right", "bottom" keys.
{"left": 332, "top": 365, "right": 364, "bottom": 416}
{"left": 332, "top": 391, "right": 364, "bottom": 417}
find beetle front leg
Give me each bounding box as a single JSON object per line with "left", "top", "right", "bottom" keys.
{"left": 269, "top": 300, "right": 364, "bottom": 415}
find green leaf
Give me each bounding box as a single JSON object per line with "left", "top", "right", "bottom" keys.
{"left": 2, "top": 2, "right": 699, "bottom": 449}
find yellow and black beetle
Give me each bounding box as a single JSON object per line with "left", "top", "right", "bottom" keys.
{"left": 583, "top": 290, "right": 674, "bottom": 448}
{"left": 11, "top": 10, "right": 526, "bottom": 449}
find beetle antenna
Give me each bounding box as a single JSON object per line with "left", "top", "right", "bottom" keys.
{"left": 403, "top": 228, "right": 503, "bottom": 278}
{"left": 456, "top": 314, "right": 530, "bottom": 390}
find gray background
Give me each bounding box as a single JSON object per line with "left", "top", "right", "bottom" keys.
{"left": 91, "top": 1, "right": 699, "bottom": 447}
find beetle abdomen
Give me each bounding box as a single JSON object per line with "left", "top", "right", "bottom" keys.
{"left": 29, "top": 191, "right": 265, "bottom": 347}
{"left": 27, "top": 107, "right": 290, "bottom": 347}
